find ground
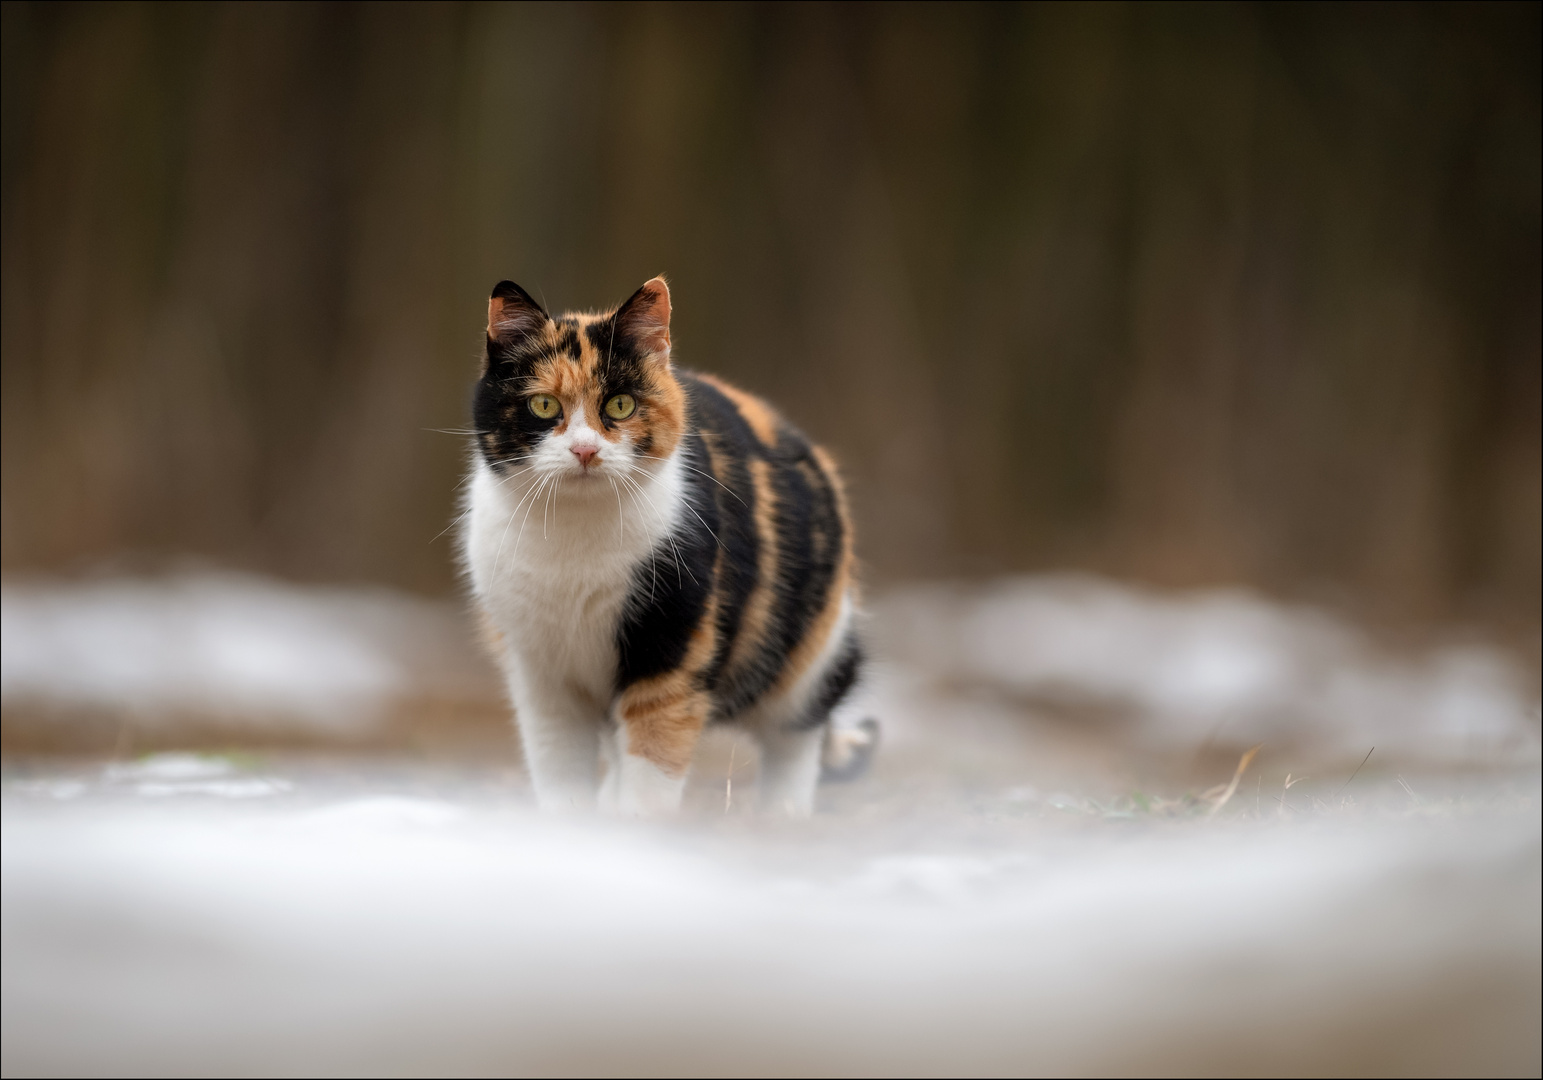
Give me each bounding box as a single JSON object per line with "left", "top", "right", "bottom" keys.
{"left": 2, "top": 574, "right": 1539, "bottom": 1076}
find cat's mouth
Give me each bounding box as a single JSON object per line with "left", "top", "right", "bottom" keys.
{"left": 567, "top": 459, "right": 608, "bottom": 479}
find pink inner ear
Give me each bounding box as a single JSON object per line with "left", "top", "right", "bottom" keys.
{"left": 620, "top": 279, "right": 672, "bottom": 355}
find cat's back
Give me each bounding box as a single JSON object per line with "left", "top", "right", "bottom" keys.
{"left": 674, "top": 371, "right": 856, "bottom": 718}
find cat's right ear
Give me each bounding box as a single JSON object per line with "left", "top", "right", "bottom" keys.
{"left": 486, "top": 281, "right": 549, "bottom": 353}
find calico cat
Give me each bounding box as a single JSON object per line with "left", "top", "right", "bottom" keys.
{"left": 462, "top": 276, "right": 875, "bottom": 816}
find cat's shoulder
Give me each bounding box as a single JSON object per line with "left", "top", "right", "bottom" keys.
{"left": 677, "top": 369, "right": 812, "bottom": 458}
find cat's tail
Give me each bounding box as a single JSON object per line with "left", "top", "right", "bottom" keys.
{"left": 819, "top": 717, "right": 880, "bottom": 783}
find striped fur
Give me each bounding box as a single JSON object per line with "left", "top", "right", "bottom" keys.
{"left": 462, "top": 277, "right": 868, "bottom": 816}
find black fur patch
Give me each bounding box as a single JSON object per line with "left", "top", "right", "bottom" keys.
{"left": 472, "top": 356, "right": 556, "bottom": 468}
{"left": 798, "top": 632, "right": 862, "bottom": 731}
{"left": 584, "top": 316, "right": 650, "bottom": 392}
{"left": 613, "top": 372, "right": 857, "bottom": 731}
{"left": 615, "top": 430, "right": 719, "bottom": 687}
{"left": 491, "top": 280, "right": 543, "bottom": 306}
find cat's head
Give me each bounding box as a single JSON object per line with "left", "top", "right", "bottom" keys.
{"left": 472, "top": 276, "right": 685, "bottom": 485}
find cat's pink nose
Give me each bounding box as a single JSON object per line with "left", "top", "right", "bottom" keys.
{"left": 571, "top": 445, "right": 599, "bottom": 468}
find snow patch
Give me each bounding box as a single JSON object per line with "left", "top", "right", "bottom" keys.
{"left": 875, "top": 575, "right": 1540, "bottom": 763}
{"left": 1, "top": 572, "right": 496, "bottom": 736}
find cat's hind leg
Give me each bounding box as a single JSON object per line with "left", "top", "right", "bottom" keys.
{"left": 752, "top": 625, "right": 866, "bottom": 817}
{"left": 755, "top": 721, "right": 827, "bottom": 817}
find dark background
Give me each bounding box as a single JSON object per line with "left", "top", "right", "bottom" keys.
{"left": 3, "top": 1, "right": 1538, "bottom": 631}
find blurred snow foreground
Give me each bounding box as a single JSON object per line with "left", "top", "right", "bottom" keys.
{"left": 2, "top": 570, "right": 1538, "bottom": 764}
{"left": 2, "top": 572, "right": 1540, "bottom": 1075}
{"left": 0, "top": 766, "right": 1536, "bottom": 1077}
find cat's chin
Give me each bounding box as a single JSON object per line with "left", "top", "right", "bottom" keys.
{"left": 570, "top": 458, "right": 651, "bottom": 483}
{"left": 559, "top": 464, "right": 634, "bottom": 492}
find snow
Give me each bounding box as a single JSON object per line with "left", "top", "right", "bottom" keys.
{"left": 3, "top": 759, "right": 1537, "bottom": 1075}
{"left": 2, "top": 571, "right": 1539, "bottom": 1073}
{"left": 5, "top": 570, "right": 1537, "bottom": 766}
{"left": 875, "top": 574, "right": 1540, "bottom": 764}
{"left": 1, "top": 572, "right": 495, "bottom": 739}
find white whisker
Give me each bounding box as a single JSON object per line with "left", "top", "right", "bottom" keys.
{"left": 494, "top": 469, "right": 555, "bottom": 568}
{"left": 607, "top": 476, "right": 625, "bottom": 543}
{"left": 637, "top": 453, "right": 746, "bottom": 505}
{"left": 510, "top": 474, "right": 554, "bottom": 564}
{"left": 492, "top": 471, "right": 554, "bottom": 577}
{"left": 454, "top": 454, "right": 535, "bottom": 492}
{"left": 493, "top": 464, "right": 543, "bottom": 490}
{"left": 430, "top": 506, "right": 476, "bottom": 544}
{"left": 616, "top": 470, "right": 694, "bottom": 589}
{"left": 612, "top": 475, "right": 659, "bottom": 603}
{"left": 624, "top": 460, "right": 724, "bottom": 552}
{"left": 543, "top": 473, "right": 564, "bottom": 539}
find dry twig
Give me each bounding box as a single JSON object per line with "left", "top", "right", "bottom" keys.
{"left": 1207, "top": 745, "right": 1262, "bottom": 816}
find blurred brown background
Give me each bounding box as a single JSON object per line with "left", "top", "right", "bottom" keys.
{"left": 2, "top": 1, "right": 1538, "bottom": 630}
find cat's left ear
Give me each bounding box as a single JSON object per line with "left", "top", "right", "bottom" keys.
{"left": 614, "top": 276, "right": 672, "bottom": 361}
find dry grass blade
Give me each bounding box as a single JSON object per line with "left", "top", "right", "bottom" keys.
{"left": 1334, "top": 746, "right": 1375, "bottom": 800}
{"left": 724, "top": 745, "right": 736, "bottom": 814}
{"left": 1207, "top": 744, "right": 1262, "bottom": 816}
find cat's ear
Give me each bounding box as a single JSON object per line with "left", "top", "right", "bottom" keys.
{"left": 614, "top": 276, "right": 672, "bottom": 360}
{"left": 487, "top": 280, "right": 549, "bottom": 347}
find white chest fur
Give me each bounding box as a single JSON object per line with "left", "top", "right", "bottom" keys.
{"left": 462, "top": 456, "right": 686, "bottom": 703}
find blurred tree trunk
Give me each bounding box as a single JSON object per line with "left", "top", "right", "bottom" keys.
{"left": 2, "top": 1, "right": 1537, "bottom": 631}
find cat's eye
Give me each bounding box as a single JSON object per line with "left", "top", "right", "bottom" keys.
{"left": 605, "top": 394, "right": 637, "bottom": 420}
{"left": 528, "top": 394, "right": 561, "bottom": 420}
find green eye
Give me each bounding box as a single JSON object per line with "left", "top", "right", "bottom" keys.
{"left": 605, "top": 394, "right": 637, "bottom": 420}
{"left": 528, "top": 394, "right": 561, "bottom": 420}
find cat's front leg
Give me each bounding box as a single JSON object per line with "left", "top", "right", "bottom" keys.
{"left": 610, "top": 679, "right": 709, "bottom": 816}
{"left": 596, "top": 723, "right": 621, "bottom": 813}
{"left": 507, "top": 671, "right": 605, "bottom": 812}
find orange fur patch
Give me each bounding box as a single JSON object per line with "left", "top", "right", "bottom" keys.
{"left": 614, "top": 588, "right": 720, "bottom": 775}
{"left": 724, "top": 457, "right": 780, "bottom": 677}
{"left": 515, "top": 314, "right": 685, "bottom": 457}
{"left": 637, "top": 363, "right": 686, "bottom": 459}
{"left": 695, "top": 373, "right": 780, "bottom": 447}
{"left": 812, "top": 445, "right": 858, "bottom": 603}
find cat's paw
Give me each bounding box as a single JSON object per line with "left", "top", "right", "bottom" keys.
{"left": 613, "top": 754, "right": 686, "bottom": 817}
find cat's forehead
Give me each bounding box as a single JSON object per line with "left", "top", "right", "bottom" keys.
{"left": 519, "top": 311, "right": 645, "bottom": 391}
{"left": 523, "top": 314, "right": 604, "bottom": 377}
{"left": 564, "top": 311, "right": 629, "bottom": 351}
